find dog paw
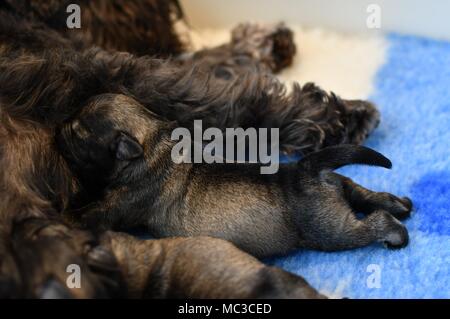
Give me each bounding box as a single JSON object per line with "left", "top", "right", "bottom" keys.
{"left": 381, "top": 216, "right": 409, "bottom": 249}
{"left": 391, "top": 196, "right": 414, "bottom": 220}
{"left": 401, "top": 197, "right": 413, "bottom": 211}
{"left": 370, "top": 211, "right": 409, "bottom": 249}
{"left": 230, "top": 23, "right": 296, "bottom": 73}
{"left": 344, "top": 100, "right": 381, "bottom": 145}
{"left": 269, "top": 24, "right": 297, "bottom": 72}
{"left": 384, "top": 194, "right": 414, "bottom": 221}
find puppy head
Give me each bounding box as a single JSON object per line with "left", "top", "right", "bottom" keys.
{"left": 11, "top": 217, "right": 124, "bottom": 298}
{"left": 56, "top": 94, "right": 166, "bottom": 190}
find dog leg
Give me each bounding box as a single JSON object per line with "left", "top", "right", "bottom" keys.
{"left": 361, "top": 210, "right": 409, "bottom": 249}
{"left": 338, "top": 174, "right": 413, "bottom": 220}
{"left": 184, "top": 22, "right": 296, "bottom": 76}
{"left": 229, "top": 22, "right": 297, "bottom": 73}
{"left": 303, "top": 207, "right": 409, "bottom": 251}
{"left": 302, "top": 173, "right": 411, "bottom": 250}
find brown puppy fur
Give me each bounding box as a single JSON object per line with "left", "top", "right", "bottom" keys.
{"left": 58, "top": 94, "right": 413, "bottom": 258}
{"left": 11, "top": 217, "right": 324, "bottom": 298}
{"left": 0, "top": 109, "right": 76, "bottom": 297}
{"left": 0, "top": 2, "right": 380, "bottom": 298}
{"left": 0, "top": 109, "right": 322, "bottom": 298}
{"left": 0, "top": 8, "right": 325, "bottom": 297}
{"left": 104, "top": 232, "right": 324, "bottom": 298}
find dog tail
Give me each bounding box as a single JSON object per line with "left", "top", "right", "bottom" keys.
{"left": 298, "top": 145, "right": 392, "bottom": 175}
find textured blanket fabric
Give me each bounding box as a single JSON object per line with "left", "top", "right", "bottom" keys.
{"left": 189, "top": 28, "right": 450, "bottom": 298}
{"left": 274, "top": 33, "right": 450, "bottom": 298}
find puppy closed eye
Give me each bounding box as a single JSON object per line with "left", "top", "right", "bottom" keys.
{"left": 112, "top": 132, "right": 143, "bottom": 161}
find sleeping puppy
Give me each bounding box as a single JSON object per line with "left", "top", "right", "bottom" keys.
{"left": 12, "top": 217, "right": 323, "bottom": 298}
{"left": 57, "top": 94, "right": 413, "bottom": 258}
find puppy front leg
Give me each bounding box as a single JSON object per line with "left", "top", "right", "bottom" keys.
{"left": 103, "top": 232, "right": 325, "bottom": 299}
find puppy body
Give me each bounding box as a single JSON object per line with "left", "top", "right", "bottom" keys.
{"left": 11, "top": 217, "right": 323, "bottom": 298}
{"left": 103, "top": 232, "right": 324, "bottom": 298}
{"left": 0, "top": 5, "right": 379, "bottom": 296}
{"left": 0, "top": 0, "right": 379, "bottom": 298}
{"left": 59, "top": 94, "right": 412, "bottom": 258}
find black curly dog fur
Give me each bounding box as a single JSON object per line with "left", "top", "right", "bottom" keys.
{"left": 0, "top": 0, "right": 384, "bottom": 298}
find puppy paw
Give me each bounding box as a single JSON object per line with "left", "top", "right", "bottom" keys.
{"left": 401, "top": 197, "right": 413, "bottom": 211}
{"left": 384, "top": 194, "right": 414, "bottom": 221}
{"left": 369, "top": 210, "right": 409, "bottom": 249}
{"left": 380, "top": 215, "right": 409, "bottom": 249}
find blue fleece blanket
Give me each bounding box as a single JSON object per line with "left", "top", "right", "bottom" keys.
{"left": 272, "top": 33, "right": 450, "bottom": 298}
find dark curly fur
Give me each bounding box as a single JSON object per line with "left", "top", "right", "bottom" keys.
{"left": 0, "top": 1, "right": 380, "bottom": 298}
{"left": 182, "top": 22, "right": 297, "bottom": 74}
{"left": 2, "top": 0, "right": 185, "bottom": 56}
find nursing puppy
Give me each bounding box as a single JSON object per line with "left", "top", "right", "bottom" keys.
{"left": 58, "top": 94, "right": 413, "bottom": 258}
{"left": 12, "top": 217, "right": 323, "bottom": 298}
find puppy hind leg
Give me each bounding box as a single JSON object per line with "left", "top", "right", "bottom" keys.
{"left": 363, "top": 210, "right": 409, "bottom": 249}
{"left": 339, "top": 175, "right": 413, "bottom": 220}
{"left": 312, "top": 209, "right": 409, "bottom": 251}
{"left": 308, "top": 212, "right": 377, "bottom": 251}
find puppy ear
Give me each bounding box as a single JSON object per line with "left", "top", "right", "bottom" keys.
{"left": 112, "top": 132, "right": 143, "bottom": 161}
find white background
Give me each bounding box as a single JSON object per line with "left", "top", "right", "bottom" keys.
{"left": 181, "top": 0, "right": 450, "bottom": 41}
